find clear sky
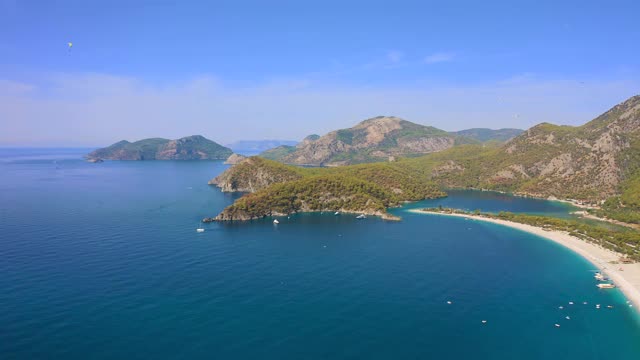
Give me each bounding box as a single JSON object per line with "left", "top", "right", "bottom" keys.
{"left": 1, "top": 0, "right": 639, "bottom": 146}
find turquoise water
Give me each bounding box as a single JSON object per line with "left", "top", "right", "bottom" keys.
{"left": 406, "top": 189, "right": 578, "bottom": 217}
{"left": 1, "top": 148, "right": 639, "bottom": 359}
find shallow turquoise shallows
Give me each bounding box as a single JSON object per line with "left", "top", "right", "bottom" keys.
{"left": 1, "top": 149, "right": 639, "bottom": 359}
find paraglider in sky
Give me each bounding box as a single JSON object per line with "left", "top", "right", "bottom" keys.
{"left": 67, "top": 42, "right": 73, "bottom": 51}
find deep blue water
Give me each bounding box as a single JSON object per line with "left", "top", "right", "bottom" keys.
{"left": 1, "top": 148, "right": 639, "bottom": 359}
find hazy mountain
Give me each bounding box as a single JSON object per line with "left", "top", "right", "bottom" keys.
{"left": 452, "top": 128, "right": 524, "bottom": 142}
{"left": 227, "top": 140, "right": 298, "bottom": 154}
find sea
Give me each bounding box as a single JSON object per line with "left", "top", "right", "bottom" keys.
{"left": 1, "top": 148, "right": 639, "bottom": 359}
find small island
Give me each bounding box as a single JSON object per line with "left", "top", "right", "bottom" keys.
{"left": 86, "top": 135, "right": 233, "bottom": 161}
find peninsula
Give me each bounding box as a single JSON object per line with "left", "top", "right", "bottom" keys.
{"left": 206, "top": 157, "right": 446, "bottom": 221}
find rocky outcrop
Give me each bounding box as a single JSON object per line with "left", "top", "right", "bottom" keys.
{"left": 208, "top": 156, "right": 303, "bottom": 192}
{"left": 224, "top": 153, "right": 247, "bottom": 165}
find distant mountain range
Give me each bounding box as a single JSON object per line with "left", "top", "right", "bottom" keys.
{"left": 226, "top": 140, "right": 298, "bottom": 154}
{"left": 451, "top": 128, "right": 523, "bottom": 142}
{"left": 258, "top": 118, "right": 523, "bottom": 166}
{"left": 87, "top": 135, "right": 233, "bottom": 160}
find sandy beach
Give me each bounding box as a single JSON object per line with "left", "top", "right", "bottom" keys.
{"left": 409, "top": 209, "right": 640, "bottom": 310}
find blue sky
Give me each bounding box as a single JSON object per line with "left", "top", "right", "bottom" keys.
{"left": 1, "top": 0, "right": 639, "bottom": 146}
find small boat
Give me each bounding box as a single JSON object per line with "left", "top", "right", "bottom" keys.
{"left": 273, "top": 219, "right": 280, "bottom": 224}
{"left": 481, "top": 320, "right": 487, "bottom": 324}
{"left": 446, "top": 301, "right": 452, "bottom": 305}
{"left": 558, "top": 306, "right": 564, "bottom": 309}
{"left": 565, "top": 316, "right": 570, "bottom": 320}
{"left": 607, "top": 305, "right": 614, "bottom": 309}
{"left": 594, "top": 272, "right": 606, "bottom": 281}
{"left": 356, "top": 214, "right": 366, "bottom": 219}
{"left": 568, "top": 301, "right": 574, "bottom": 305}
{"left": 334, "top": 211, "right": 340, "bottom": 216}
{"left": 597, "top": 283, "right": 615, "bottom": 289}
{"left": 555, "top": 324, "right": 561, "bottom": 328}
{"left": 196, "top": 228, "right": 205, "bottom": 233}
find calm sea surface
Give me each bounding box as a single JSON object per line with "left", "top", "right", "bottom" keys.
{"left": 1, "top": 148, "right": 639, "bottom": 359}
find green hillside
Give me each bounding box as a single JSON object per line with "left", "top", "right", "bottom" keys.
{"left": 208, "top": 157, "right": 445, "bottom": 221}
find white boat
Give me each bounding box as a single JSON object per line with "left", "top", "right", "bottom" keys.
{"left": 196, "top": 228, "right": 205, "bottom": 233}
{"left": 565, "top": 316, "right": 570, "bottom": 320}
{"left": 273, "top": 219, "right": 280, "bottom": 224}
{"left": 555, "top": 324, "right": 561, "bottom": 328}
{"left": 594, "top": 272, "right": 606, "bottom": 281}
{"left": 334, "top": 211, "right": 340, "bottom": 216}
{"left": 356, "top": 214, "right": 366, "bottom": 219}
{"left": 597, "top": 283, "right": 615, "bottom": 289}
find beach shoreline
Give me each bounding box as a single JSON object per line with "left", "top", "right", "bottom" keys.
{"left": 409, "top": 209, "right": 640, "bottom": 311}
